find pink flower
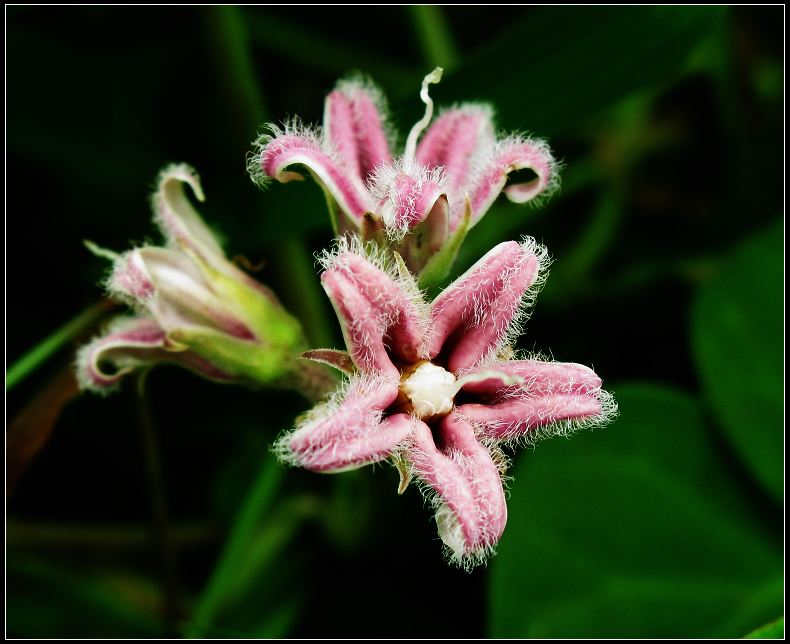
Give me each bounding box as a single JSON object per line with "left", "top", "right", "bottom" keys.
{"left": 274, "top": 237, "right": 616, "bottom": 569}
{"left": 249, "top": 69, "right": 560, "bottom": 284}
{"left": 77, "top": 164, "right": 326, "bottom": 398}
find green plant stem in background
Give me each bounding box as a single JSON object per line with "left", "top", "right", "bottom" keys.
{"left": 186, "top": 458, "right": 317, "bottom": 637}
{"left": 6, "top": 520, "right": 215, "bottom": 551}
{"left": 136, "top": 373, "right": 184, "bottom": 637}
{"left": 745, "top": 616, "right": 784, "bottom": 639}
{"left": 187, "top": 460, "right": 282, "bottom": 636}
{"left": 6, "top": 300, "right": 115, "bottom": 391}
{"left": 203, "top": 5, "right": 333, "bottom": 348}
{"left": 269, "top": 238, "right": 334, "bottom": 348}
{"left": 248, "top": 11, "right": 413, "bottom": 89}
{"left": 408, "top": 5, "right": 459, "bottom": 70}
{"left": 203, "top": 6, "right": 268, "bottom": 156}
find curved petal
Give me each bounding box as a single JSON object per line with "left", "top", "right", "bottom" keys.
{"left": 427, "top": 240, "right": 546, "bottom": 372}
{"left": 76, "top": 317, "right": 233, "bottom": 392}
{"left": 324, "top": 79, "right": 392, "bottom": 184}
{"left": 274, "top": 374, "right": 408, "bottom": 473}
{"left": 253, "top": 127, "right": 373, "bottom": 224}
{"left": 469, "top": 136, "right": 558, "bottom": 225}
{"left": 457, "top": 360, "right": 613, "bottom": 443}
{"left": 406, "top": 412, "right": 507, "bottom": 568}
{"left": 321, "top": 246, "right": 427, "bottom": 375}
{"left": 152, "top": 164, "right": 225, "bottom": 261}
{"left": 416, "top": 105, "right": 496, "bottom": 226}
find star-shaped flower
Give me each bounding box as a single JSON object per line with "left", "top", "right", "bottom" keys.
{"left": 249, "top": 69, "right": 559, "bottom": 285}
{"left": 274, "top": 237, "right": 616, "bottom": 568}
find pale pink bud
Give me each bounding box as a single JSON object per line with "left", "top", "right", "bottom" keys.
{"left": 78, "top": 165, "right": 313, "bottom": 395}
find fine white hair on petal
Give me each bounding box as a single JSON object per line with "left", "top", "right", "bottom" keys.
{"left": 271, "top": 371, "right": 402, "bottom": 470}
{"left": 403, "top": 428, "right": 509, "bottom": 572}
{"left": 104, "top": 249, "right": 154, "bottom": 313}
{"left": 434, "top": 101, "right": 496, "bottom": 122}
{"left": 333, "top": 72, "right": 400, "bottom": 154}
{"left": 317, "top": 233, "right": 432, "bottom": 331}
{"left": 367, "top": 158, "right": 447, "bottom": 205}
{"left": 490, "top": 236, "right": 552, "bottom": 360}
{"left": 427, "top": 102, "right": 498, "bottom": 179}
{"left": 247, "top": 117, "right": 330, "bottom": 189}
{"left": 74, "top": 316, "right": 158, "bottom": 395}
{"left": 438, "top": 236, "right": 551, "bottom": 368}
{"left": 468, "top": 132, "right": 563, "bottom": 210}
{"left": 474, "top": 386, "right": 620, "bottom": 452}
{"left": 503, "top": 133, "right": 563, "bottom": 205}
{"left": 366, "top": 157, "right": 448, "bottom": 242}
{"left": 152, "top": 162, "right": 204, "bottom": 203}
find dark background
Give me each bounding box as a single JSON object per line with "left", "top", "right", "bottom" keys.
{"left": 7, "top": 6, "right": 784, "bottom": 638}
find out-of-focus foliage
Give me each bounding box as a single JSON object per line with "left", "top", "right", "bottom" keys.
{"left": 693, "top": 221, "right": 783, "bottom": 503}
{"left": 746, "top": 616, "right": 785, "bottom": 639}
{"left": 489, "top": 385, "right": 783, "bottom": 638}
{"left": 7, "top": 6, "right": 783, "bottom": 639}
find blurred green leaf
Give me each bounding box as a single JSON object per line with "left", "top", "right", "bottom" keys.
{"left": 408, "top": 6, "right": 459, "bottom": 69}
{"left": 188, "top": 453, "right": 283, "bottom": 636}
{"left": 489, "top": 383, "right": 782, "bottom": 638}
{"left": 188, "top": 451, "right": 318, "bottom": 638}
{"left": 692, "top": 220, "right": 783, "bottom": 502}
{"left": 6, "top": 300, "right": 115, "bottom": 391}
{"left": 7, "top": 555, "right": 161, "bottom": 638}
{"left": 746, "top": 616, "right": 784, "bottom": 639}
{"left": 248, "top": 10, "right": 415, "bottom": 89}
{"left": 440, "top": 6, "right": 726, "bottom": 135}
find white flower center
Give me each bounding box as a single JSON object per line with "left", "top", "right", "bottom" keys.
{"left": 400, "top": 362, "right": 457, "bottom": 419}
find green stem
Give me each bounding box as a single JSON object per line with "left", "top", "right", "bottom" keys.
{"left": 204, "top": 5, "right": 334, "bottom": 349}
{"left": 6, "top": 299, "right": 114, "bottom": 391}
{"left": 408, "top": 5, "right": 459, "bottom": 69}
{"left": 270, "top": 237, "right": 334, "bottom": 348}
{"left": 202, "top": 6, "right": 268, "bottom": 149}
{"left": 541, "top": 193, "right": 624, "bottom": 309}
{"left": 248, "top": 11, "right": 413, "bottom": 88}
{"left": 185, "top": 461, "right": 320, "bottom": 637}
{"left": 136, "top": 373, "right": 184, "bottom": 637}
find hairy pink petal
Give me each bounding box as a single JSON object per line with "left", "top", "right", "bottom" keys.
{"left": 321, "top": 270, "right": 397, "bottom": 378}
{"left": 378, "top": 171, "right": 445, "bottom": 231}
{"left": 459, "top": 394, "right": 603, "bottom": 441}
{"left": 460, "top": 360, "right": 602, "bottom": 398}
{"left": 110, "top": 250, "right": 156, "bottom": 302}
{"left": 469, "top": 138, "right": 557, "bottom": 225}
{"left": 322, "top": 252, "right": 424, "bottom": 374}
{"left": 259, "top": 133, "right": 372, "bottom": 220}
{"left": 416, "top": 106, "right": 495, "bottom": 227}
{"left": 427, "top": 241, "right": 541, "bottom": 371}
{"left": 457, "top": 361, "right": 605, "bottom": 441}
{"left": 324, "top": 83, "right": 392, "bottom": 184}
{"left": 406, "top": 413, "right": 507, "bottom": 561}
{"left": 76, "top": 317, "right": 232, "bottom": 391}
{"left": 279, "top": 376, "right": 407, "bottom": 472}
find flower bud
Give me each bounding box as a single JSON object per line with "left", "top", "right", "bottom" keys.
{"left": 78, "top": 164, "right": 325, "bottom": 397}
